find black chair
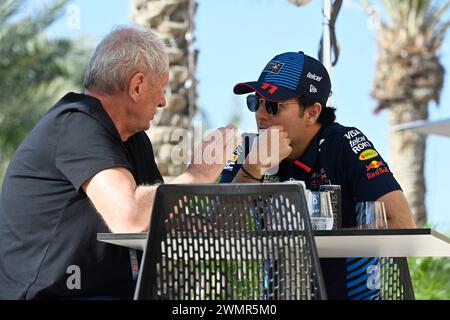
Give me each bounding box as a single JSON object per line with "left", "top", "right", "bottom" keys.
{"left": 134, "top": 183, "right": 327, "bottom": 300}
{"left": 379, "top": 257, "right": 415, "bottom": 300}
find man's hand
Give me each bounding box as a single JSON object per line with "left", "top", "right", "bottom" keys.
{"left": 243, "top": 125, "right": 292, "bottom": 178}
{"left": 183, "top": 124, "right": 239, "bottom": 183}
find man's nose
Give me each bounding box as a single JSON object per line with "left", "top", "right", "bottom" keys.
{"left": 158, "top": 96, "right": 167, "bottom": 108}
{"left": 255, "top": 103, "right": 271, "bottom": 121}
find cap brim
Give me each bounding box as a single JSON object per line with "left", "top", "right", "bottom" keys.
{"left": 233, "top": 81, "right": 300, "bottom": 102}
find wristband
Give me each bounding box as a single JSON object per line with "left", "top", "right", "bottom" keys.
{"left": 241, "top": 166, "right": 261, "bottom": 181}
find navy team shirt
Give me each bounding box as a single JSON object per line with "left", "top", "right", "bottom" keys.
{"left": 220, "top": 122, "right": 402, "bottom": 300}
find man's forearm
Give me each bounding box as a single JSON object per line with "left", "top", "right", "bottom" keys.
{"left": 171, "top": 169, "right": 212, "bottom": 184}
{"left": 129, "top": 172, "right": 215, "bottom": 232}
{"left": 132, "top": 166, "right": 233, "bottom": 231}
{"left": 132, "top": 185, "right": 158, "bottom": 232}
{"left": 131, "top": 170, "right": 213, "bottom": 231}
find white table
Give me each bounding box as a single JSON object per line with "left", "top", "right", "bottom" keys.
{"left": 98, "top": 228, "right": 450, "bottom": 258}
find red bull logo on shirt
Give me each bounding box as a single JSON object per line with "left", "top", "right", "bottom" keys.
{"left": 366, "top": 161, "right": 390, "bottom": 180}
{"left": 310, "top": 168, "right": 330, "bottom": 187}
{"left": 366, "top": 160, "right": 383, "bottom": 171}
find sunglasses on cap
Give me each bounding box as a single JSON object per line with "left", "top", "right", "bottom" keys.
{"left": 246, "top": 94, "right": 299, "bottom": 117}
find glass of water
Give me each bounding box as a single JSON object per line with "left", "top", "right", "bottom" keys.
{"left": 307, "top": 191, "right": 334, "bottom": 230}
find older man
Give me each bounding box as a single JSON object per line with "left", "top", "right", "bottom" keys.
{"left": 0, "top": 27, "right": 236, "bottom": 299}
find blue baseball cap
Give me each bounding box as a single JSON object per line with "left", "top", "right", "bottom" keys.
{"left": 233, "top": 51, "right": 331, "bottom": 105}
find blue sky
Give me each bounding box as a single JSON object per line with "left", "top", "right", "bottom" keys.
{"left": 26, "top": 0, "right": 450, "bottom": 231}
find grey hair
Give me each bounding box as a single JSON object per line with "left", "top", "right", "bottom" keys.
{"left": 83, "top": 26, "right": 169, "bottom": 95}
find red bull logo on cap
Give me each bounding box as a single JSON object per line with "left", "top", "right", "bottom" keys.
{"left": 264, "top": 61, "right": 284, "bottom": 74}
{"left": 366, "top": 160, "right": 383, "bottom": 171}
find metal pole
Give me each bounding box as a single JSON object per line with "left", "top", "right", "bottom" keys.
{"left": 322, "top": 0, "right": 332, "bottom": 105}
{"left": 186, "top": 0, "right": 196, "bottom": 121}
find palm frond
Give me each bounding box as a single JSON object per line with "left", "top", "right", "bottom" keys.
{"left": 431, "top": 1, "right": 450, "bottom": 22}
{"left": 381, "top": 0, "right": 450, "bottom": 35}
{"left": 0, "top": 0, "right": 90, "bottom": 181}
{"left": 0, "top": 0, "right": 68, "bottom": 43}
{"left": 0, "top": 0, "right": 23, "bottom": 23}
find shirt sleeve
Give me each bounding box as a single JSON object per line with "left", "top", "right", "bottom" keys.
{"left": 339, "top": 127, "right": 402, "bottom": 201}
{"left": 219, "top": 133, "right": 257, "bottom": 183}
{"left": 219, "top": 145, "right": 244, "bottom": 183}
{"left": 55, "top": 111, "right": 132, "bottom": 192}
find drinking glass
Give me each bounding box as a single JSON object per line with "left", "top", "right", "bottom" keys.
{"left": 307, "top": 191, "right": 334, "bottom": 230}
{"left": 355, "top": 201, "right": 388, "bottom": 229}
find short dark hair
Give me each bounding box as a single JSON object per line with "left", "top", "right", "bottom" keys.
{"left": 298, "top": 96, "right": 336, "bottom": 125}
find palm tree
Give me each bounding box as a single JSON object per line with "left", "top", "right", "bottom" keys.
{"left": 130, "top": 0, "right": 198, "bottom": 178}
{"left": 0, "top": 0, "right": 87, "bottom": 184}
{"left": 369, "top": 0, "right": 450, "bottom": 226}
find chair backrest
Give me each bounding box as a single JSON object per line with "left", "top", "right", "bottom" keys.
{"left": 134, "top": 183, "right": 326, "bottom": 300}
{"left": 380, "top": 257, "right": 415, "bottom": 300}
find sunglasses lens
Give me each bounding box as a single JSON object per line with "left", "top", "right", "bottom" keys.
{"left": 247, "top": 95, "right": 280, "bottom": 116}
{"left": 246, "top": 94, "right": 259, "bottom": 112}
{"left": 265, "top": 100, "right": 279, "bottom": 116}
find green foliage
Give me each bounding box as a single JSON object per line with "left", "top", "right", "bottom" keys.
{"left": 408, "top": 256, "right": 450, "bottom": 300}
{"left": 0, "top": 0, "right": 89, "bottom": 185}
{"left": 408, "top": 227, "right": 450, "bottom": 300}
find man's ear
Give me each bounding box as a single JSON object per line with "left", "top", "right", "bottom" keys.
{"left": 128, "top": 72, "right": 145, "bottom": 103}
{"left": 306, "top": 102, "right": 322, "bottom": 124}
